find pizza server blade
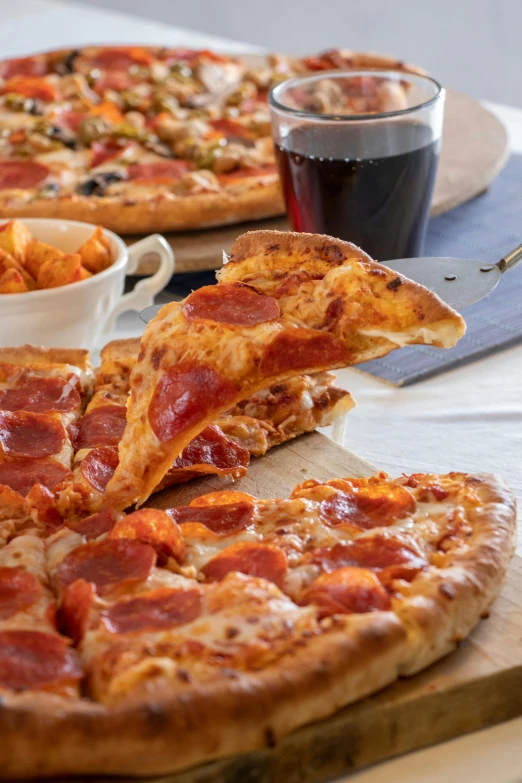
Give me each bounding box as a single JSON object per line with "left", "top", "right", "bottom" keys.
{"left": 383, "top": 242, "right": 522, "bottom": 311}
{"left": 139, "top": 244, "right": 522, "bottom": 324}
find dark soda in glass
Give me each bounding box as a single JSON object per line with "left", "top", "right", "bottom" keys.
{"left": 275, "top": 122, "right": 440, "bottom": 260}
{"left": 270, "top": 70, "right": 444, "bottom": 260}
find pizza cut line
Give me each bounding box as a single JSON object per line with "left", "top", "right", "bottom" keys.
{"left": 0, "top": 46, "right": 427, "bottom": 233}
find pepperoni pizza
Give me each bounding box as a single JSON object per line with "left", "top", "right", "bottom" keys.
{"left": 0, "top": 339, "right": 353, "bottom": 526}
{"left": 0, "top": 470, "right": 515, "bottom": 777}
{"left": 0, "top": 345, "right": 94, "bottom": 531}
{"left": 0, "top": 233, "right": 514, "bottom": 779}
{"left": 104, "top": 230, "right": 465, "bottom": 510}
{"left": 0, "top": 46, "right": 425, "bottom": 233}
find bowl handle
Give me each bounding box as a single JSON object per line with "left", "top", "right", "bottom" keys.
{"left": 103, "top": 234, "right": 174, "bottom": 333}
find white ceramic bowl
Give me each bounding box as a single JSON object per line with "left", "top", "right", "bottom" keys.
{"left": 0, "top": 218, "right": 174, "bottom": 350}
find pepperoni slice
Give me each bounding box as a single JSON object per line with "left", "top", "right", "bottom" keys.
{"left": 55, "top": 539, "right": 156, "bottom": 594}
{"left": 58, "top": 579, "right": 95, "bottom": 643}
{"left": 218, "top": 164, "right": 277, "bottom": 185}
{"left": 0, "top": 377, "right": 80, "bottom": 414}
{"left": 0, "top": 76, "right": 57, "bottom": 102}
{"left": 319, "top": 484, "right": 416, "bottom": 531}
{"left": 171, "top": 501, "right": 254, "bottom": 536}
{"left": 0, "top": 411, "right": 66, "bottom": 458}
{"left": 148, "top": 362, "right": 237, "bottom": 443}
{"left": 162, "top": 48, "right": 203, "bottom": 64}
{"left": 210, "top": 118, "right": 255, "bottom": 140}
{"left": 301, "top": 567, "right": 391, "bottom": 617}
{"left": 0, "top": 459, "right": 70, "bottom": 497}
{"left": 68, "top": 508, "right": 118, "bottom": 540}
{"left": 0, "top": 568, "right": 42, "bottom": 620}
{"left": 0, "top": 161, "right": 49, "bottom": 190}
{"left": 110, "top": 508, "right": 184, "bottom": 564}
{"left": 92, "top": 72, "right": 135, "bottom": 96}
{"left": 259, "top": 329, "right": 351, "bottom": 376}
{"left": 127, "top": 160, "right": 193, "bottom": 185}
{"left": 312, "top": 535, "right": 427, "bottom": 583}
{"left": 80, "top": 445, "right": 120, "bottom": 493}
{"left": 90, "top": 140, "right": 133, "bottom": 168}
{"left": 101, "top": 586, "right": 203, "bottom": 635}
{"left": 183, "top": 285, "right": 280, "bottom": 327}
{"left": 72, "top": 405, "right": 127, "bottom": 450}
{"left": 0, "top": 56, "right": 48, "bottom": 80}
{"left": 86, "top": 46, "right": 154, "bottom": 71}
{"left": 0, "top": 630, "right": 82, "bottom": 691}
{"left": 173, "top": 424, "right": 249, "bottom": 471}
{"left": 302, "top": 55, "right": 332, "bottom": 71}
{"left": 202, "top": 542, "right": 288, "bottom": 586}
{"left": 57, "top": 110, "right": 86, "bottom": 133}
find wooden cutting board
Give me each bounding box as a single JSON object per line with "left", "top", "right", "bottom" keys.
{"left": 128, "top": 431, "right": 522, "bottom": 783}
{"left": 130, "top": 89, "right": 508, "bottom": 275}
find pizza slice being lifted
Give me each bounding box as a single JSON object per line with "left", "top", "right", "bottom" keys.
{"left": 54, "top": 338, "right": 353, "bottom": 520}
{"left": 104, "top": 231, "right": 465, "bottom": 511}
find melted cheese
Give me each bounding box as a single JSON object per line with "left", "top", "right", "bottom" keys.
{"left": 0, "top": 535, "right": 46, "bottom": 580}
{"left": 46, "top": 527, "right": 84, "bottom": 572}
{"left": 0, "top": 535, "right": 58, "bottom": 633}
{"left": 182, "top": 497, "right": 347, "bottom": 573}
{"left": 83, "top": 573, "right": 320, "bottom": 702}
{"left": 182, "top": 527, "right": 261, "bottom": 572}
{"left": 359, "top": 323, "right": 461, "bottom": 349}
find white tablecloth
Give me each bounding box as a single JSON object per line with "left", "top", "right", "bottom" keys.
{"left": 0, "top": 3, "right": 520, "bottom": 780}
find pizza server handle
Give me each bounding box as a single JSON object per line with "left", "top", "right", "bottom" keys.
{"left": 497, "top": 243, "right": 522, "bottom": 273}
{"left": 105, "top": 235, "right": 174, "bottom": 333}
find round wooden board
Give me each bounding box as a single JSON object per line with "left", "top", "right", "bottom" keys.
{"left": 433, "top": 89, "right": 508, "bottom": 215}
{"left": 131, "top": 88, "right": 508, "bottom": 275}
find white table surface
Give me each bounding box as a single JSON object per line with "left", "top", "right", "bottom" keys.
{"left": 1, "top": 3, "right": 521, "bottom": 781}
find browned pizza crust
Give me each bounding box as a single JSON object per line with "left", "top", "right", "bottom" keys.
{"left": 95, "top": 337, "right": 141, "bottom": 389}
{"left": 321, "top": 50, "right": 428, "bottom": 75}
{"left": 395, "top": 472, "right": 516, "bottom": 674}
{"left": 99, "top": 337, "right": 141, "bottom": 363}
{"left": 0, "top": 474, "right": 514, "bottom": 779}
{"left": 229, "top": 227, "right": 372, "bottom": 264}
{"left": 0, "top": 344, "right": 91, "bottom": 370}
{"left": 241, "top": 49, "right": 428, "bottom": 77}
{"left": 0, "top": 613, "right": 407, "bottom": 777}
{"left": 0, "top": 179, "right": 284, "bottom": 235}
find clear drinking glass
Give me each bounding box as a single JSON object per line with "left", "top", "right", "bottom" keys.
{"left": 269, "top": 70, "right": 445, "bottom": 260}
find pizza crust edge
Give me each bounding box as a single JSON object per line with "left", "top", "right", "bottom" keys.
{"left": 0, "top": 178, "right": 284, "bottom": 235}
{"left": 0, "top": 473, "right": 514, "bottom": 778}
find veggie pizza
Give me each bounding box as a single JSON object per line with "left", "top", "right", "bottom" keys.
{"left": 0, "top": 46, "right": 425, "bottom": 233}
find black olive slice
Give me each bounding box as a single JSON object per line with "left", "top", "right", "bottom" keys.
{"left": 76, "top": 171, "right": 125, "bottom": 196}
{"left": 55, "top": 49, "right": 80, "bottom": 75}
